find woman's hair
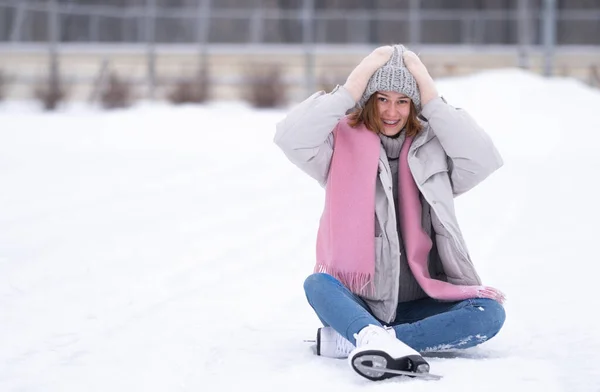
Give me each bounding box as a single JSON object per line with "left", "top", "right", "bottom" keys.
{"left": 347, "top": 93, "right": 423, "bottom": 138}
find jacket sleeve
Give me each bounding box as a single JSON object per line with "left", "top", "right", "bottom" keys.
{"left": 273, "top": 85, "right": 357, "bottom": 187}
{"left": 420, "top": 96, "right": 503, "bottom": 196}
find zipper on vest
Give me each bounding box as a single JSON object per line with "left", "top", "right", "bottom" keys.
{"left": 378, "top": 157, "right": 392, "bottom": 191}
{"left": 378, "top": 156, "right": 402, "bottom": 313}
{"left": 378, "top": 157, "right": 397, "bottom": 237}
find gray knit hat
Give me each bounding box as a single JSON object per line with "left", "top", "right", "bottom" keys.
{"left": 358, "top": 44, "right": 421, "bottom": 112}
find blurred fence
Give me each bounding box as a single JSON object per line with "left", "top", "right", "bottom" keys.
{"left": 1, "top": 0, "right": 600, "bottom": 45}
{"left": 0, "top": 0, "right": 599, "bottom": 104}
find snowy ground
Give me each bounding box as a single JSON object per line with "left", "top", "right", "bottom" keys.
{"left": 1, "top": 69, "right": 600, "bottom": 392}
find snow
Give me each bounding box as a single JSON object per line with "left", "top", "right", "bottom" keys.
{"left": 1, "top": 69, "right": 600, "bottom": 391}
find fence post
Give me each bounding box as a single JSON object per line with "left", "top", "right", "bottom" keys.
{"left": 48, "top": 0, "right": 59, "bottom": 81}
{"left": 9, "top": 1, "right": 26, "bottom": 42}
{"left": 146, "top": 0, "right": 157, "bottom": 99}
{"left": 518, "top": 0, "right": 532, "bottom": 69}
{"left": 302, "top": 0, "right": 315, "bottom": 97}
{"left": 366, "top": 0, "right": 377, "bottom": 43}
{"left": 0, "top": 7, "right": 4, "bottom": 41}
{"left": 197, "top": 0, "right": 212, "bottom": 71}
{"left": 250, "top": 0, "right": 263, "bottom": 44}
{"left": 90, "top": 13, "right": 99, "bottom": 42}
{"left": 409, "top": 0, "right": 421, "bottom": 46}
{"left": 542, "top": 0, "right": 556, "bottom": 77}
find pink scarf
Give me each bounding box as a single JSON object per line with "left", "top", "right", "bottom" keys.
{"left": 315, "top": 117, "right": 495, "bottom": 302}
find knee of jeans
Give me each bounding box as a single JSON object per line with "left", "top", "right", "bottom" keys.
{"left": 303, "top": 273, "right": 333, "bottom": 298}
{"left": 473, "top": 298, "right": 506, "bottom": 337}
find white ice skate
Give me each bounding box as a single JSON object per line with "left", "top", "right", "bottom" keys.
{"left": 315, "top": 326, "right": 395, "bottom": 359}
{"left": 348, "top": 324, "right": 440, "bottom": 381}
{"left": 315, "top": 326, "right": 355, "bottom": 358}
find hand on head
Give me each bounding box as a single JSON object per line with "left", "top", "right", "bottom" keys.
{"left": 345, "top": 44, "right": 436, "bottom": 108}
{"left": 363, "top": 46, "right": 395, "bottom": 69}
{"left": 402, "top": 50, "right": 430, "bottom": 81}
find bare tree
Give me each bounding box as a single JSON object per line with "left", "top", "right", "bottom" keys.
{"left": 0, "top": 69, "right": 7, "bottom": 101}
{"left": 35, "top": 64, "right": 67, "bottom": 111}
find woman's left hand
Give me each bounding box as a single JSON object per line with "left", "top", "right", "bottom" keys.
{"left": 403, "top": 50, "right": 430, "bottom": 81}
{"left": 402, "top": 50, "right": 439, "bottom": 107}
{"left": 474, "top": 286, "right": 507, "bottom": 304}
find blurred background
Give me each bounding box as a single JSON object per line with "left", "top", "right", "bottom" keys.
{"left": 0, "top": 0, "right": 598, "bottom": 110}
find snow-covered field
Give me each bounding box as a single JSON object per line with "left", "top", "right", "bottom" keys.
{"left": 1, "top": 69, "right": 599, "bottom": 392}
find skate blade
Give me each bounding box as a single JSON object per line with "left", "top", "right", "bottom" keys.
{"left": 357, "top": 364, "right": 443, "bottom": 380}
{"left": 352, "top": 354, "right": 443, "bottom": 381}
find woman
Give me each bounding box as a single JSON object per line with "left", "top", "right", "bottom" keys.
{"left": 274, "top": 45, "right": 506, "bottom": 381}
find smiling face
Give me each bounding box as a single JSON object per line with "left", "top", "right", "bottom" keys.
{"left": 375, "top": 91, "right": 412, "bottom": 136}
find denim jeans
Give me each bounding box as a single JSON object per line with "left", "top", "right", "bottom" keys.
{"left": 304, "top": 273, "right": 505, "bottom": 352}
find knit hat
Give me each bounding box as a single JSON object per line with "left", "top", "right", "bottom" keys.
{"left": 358, "top": 44, "right": 421, "bottom": 112}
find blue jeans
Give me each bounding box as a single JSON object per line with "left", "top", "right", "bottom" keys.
{"left": 304, "top": 273, "right": 505, "bottom": 352}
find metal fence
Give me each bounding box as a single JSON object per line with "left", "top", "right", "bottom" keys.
{"left": 0, "top": 0, "right": 599, "bottom": 102}
{"left": 1, "top": 0, "right": 599, "bottom": 46}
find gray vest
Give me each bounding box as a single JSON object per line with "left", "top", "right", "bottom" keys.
{"left": 380, "top": 133, "right": 428, "bottom": 303}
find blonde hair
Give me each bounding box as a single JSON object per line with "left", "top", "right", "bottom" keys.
{"left": 347, "top": 94, "right": 423, "bottom": 138}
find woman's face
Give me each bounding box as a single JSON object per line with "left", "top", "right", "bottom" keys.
{"left": 375, "top": 91, "right": 412, "bottom": 136}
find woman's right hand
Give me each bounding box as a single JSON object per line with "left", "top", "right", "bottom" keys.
{"left": 343, "top": 46, "right": 394, "bottom": 103}
{"left": 362, "top": 46, "right": 394, "bottom": 69}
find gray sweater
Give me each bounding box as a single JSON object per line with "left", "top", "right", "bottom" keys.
{"left": 379, "top": 133, "right": 428, "bottom": 303}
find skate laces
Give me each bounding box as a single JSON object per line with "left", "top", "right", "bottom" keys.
{"left": 335, "top": 333, "right": 355, "bottom": 356}
{"left": 317, "top": 327, "right": 357, "bottom": 357}
{"left": 354, "top": 325, "right": 391, "bottom": 347}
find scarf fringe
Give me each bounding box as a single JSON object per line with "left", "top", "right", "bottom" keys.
{"left": 314, "top": 264, "right": 374, "bottom": 297}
